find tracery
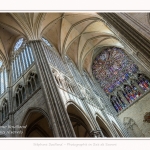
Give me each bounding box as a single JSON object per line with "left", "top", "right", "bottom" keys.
{"left": 92, "top": 47, "right": 150, "bottom": 112}
{"left": 11, "top": 38, "right": 34, "bottom": 83}
{"left": 92, "top": 47, "right": 138, "bottom": 94}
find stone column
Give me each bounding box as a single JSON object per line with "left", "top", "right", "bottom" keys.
{"left": 7, "top": 66, "right": 15, "bottom": 137}
{"left": 29, "top": 40, "right": 76, "bottom": 137}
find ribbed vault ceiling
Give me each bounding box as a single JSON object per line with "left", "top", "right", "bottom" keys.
{"left": 0, "top": 12, "right": 125, "bottom": 75}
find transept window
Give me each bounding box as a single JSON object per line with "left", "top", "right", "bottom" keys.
{"left": 92, "top": 47, "right": 138, "bottom": 94}
{"left": 92, "top": 47, "right": 150, "bottom": 112}
{"left": 137, "top": 74, "right": 150, "bottom": 91}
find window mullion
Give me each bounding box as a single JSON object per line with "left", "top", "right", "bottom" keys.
{"left": 21, "top": 52, "right": 27, "bottom": 71}
{"left": 15, "top": 57, "right": 19, "bottom": 78}
{"left": 16, "top": 57, "right": 20, "bottom": 77}
{"left": 26, "top": 45, "right": 32, "bottom": 64}
{"left": 24, "top": 47, "right": 30, "bottom": 67}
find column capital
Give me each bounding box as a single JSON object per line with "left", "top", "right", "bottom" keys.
{"left": 90, "top": 130, "right": 103, "bottom": 137}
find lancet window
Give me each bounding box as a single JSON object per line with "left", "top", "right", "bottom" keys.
{"left": 11, "top": 38, "right": 34, "bottom": 83}
{"left": 0, "top": 61, "right": 8, "bottom": 95}
{"left": 27, "top": 72, "right": 39, "bottom": 95}
{"left": 15, "top": 85, "right": 26, "bottom": 108}
{"left": 137, "top": 74, "right": 150, "bottom": 91}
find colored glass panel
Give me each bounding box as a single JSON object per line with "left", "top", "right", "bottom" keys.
{"left": 92, "top": 47, "right": 138, "bottom": 94}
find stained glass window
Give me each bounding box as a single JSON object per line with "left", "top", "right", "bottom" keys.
{"left": 14, "top": 38, "right": 24, "bottom": 51}
{"left": 92, "top": 47, "right": 138, "bottom": 94}
{"left": 137, "top": 74, "right": 150, "bottom": 91}
{"left": 12, "top": 39, "right": 34, "bottom": 82}
{"left": 0, "top": 60, "right": 2, "bottom": 68}
{"left": 110, "top": 95, "right": 126, "bottom": 112}
{"left": 123, "top": 85, "right": 141, "bottom": 102}
{"left": 42, "top": 37, "right": 52, "bottom": 47}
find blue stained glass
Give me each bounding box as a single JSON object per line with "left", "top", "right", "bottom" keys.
{"left": 42, "top": 37, "right": 51, "bottom": 47}
{"left": 92, "top": 47, "right": 138, "bottom": 94}
{"left": 14, "top": 38, "right": 24, "bottom": 51}
{"left": 0, "top": 61, "right": 2, "bottom": 67}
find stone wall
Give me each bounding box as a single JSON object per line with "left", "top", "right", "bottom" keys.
{"left": 118, "top": 91, "right": 150, "bottom": 137}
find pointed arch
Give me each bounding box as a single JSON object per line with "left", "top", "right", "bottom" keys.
{"left": 95, "top": 114, "right": 113, "bottom": 137}
{"left": 21, "top": 107, "right": 54, "bottom": 137}
{"left": 66, "top": 101, "right": 94, "bottom": 137}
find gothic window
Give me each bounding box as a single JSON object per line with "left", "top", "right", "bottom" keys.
{"left": 34, "top": 74, "right": 39, "bottom": 87}
{"left": 117, "top": 93, "right": 126, "bottom": 107}
{"left": 16, "top": 93, "right": 19, "bottom": 107}
{"left": 92, "top": 47, "right": 138, "bottom": 95}
{"left": 12, "top": 38, "right": 34, "bottom": 83}
{"left": 110, "top": 95, "right": 125, "bottom": 112}
{"left": 19, "top": 90, "right": 22, "bottom": 104}
{"left": 27, "top": 72, "right": 39, "bottom": 95}
{"left": 1, "top": 99, "right": 9, "bottom": 122}
{"left": 31, "top": 78, "right": 36, "bottom": 91}
{"left": 0, "top": 61, "right": 2, "bottom": 68}
{"left": 0, "top": 61, "right": 8, "bottom": 95}
{"left": 15, "top": 85, "right": 26, "bottom": 108}
{"left": 14, "top": 38, "right": 24, "bottom": 51}
{"left": 28, "top": 82, "right": 32, "bottom": 95}
{"left": 123, "top": 85, "right": 141, "bottom": 102}
{"left": 137, "top": 74, "right": 150, "bottom": 91}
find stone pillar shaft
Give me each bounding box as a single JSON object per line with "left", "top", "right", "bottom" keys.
{"left": 29, "top": 40, "right": 76, "bottom": 137}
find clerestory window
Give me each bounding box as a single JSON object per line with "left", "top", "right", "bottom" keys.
{"left": 0, "top": 60, "right": 8, "bottom": 95}
{"left": 11, "top": 38, "right": 34, "bottom": 83}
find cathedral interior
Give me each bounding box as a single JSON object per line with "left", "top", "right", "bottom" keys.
{"left": 0, "top": 12, "right": 150, "bottom": 137}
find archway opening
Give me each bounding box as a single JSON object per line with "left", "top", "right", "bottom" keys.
{"left": 96, "top": 116, "right": 113, "bottom": 137}
{"left": 22, "top": 110, "right": 54, "bottom": 137}
{"left": 67, "top": 104, "right": 92, "bottom": 137}
{"left": 112, "top": 123, "right": 124, "bottom": 137}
